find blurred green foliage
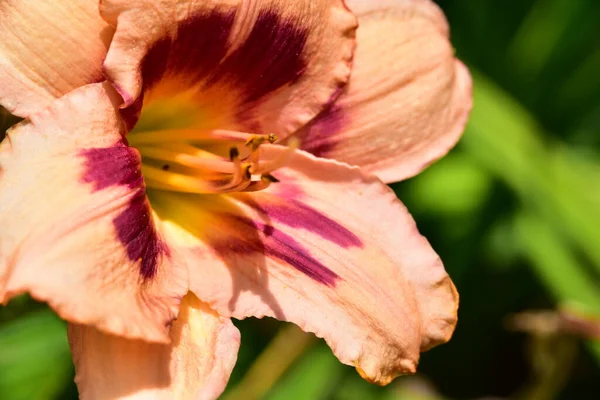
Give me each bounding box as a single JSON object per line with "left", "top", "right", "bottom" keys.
{"left": 1, "top": 0, "right": 600, "bottom": 399}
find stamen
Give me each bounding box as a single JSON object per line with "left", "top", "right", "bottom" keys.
{"left": 142, "top": 165, "right": 219, "bottom": 193}
{"left": 245, "top": 133, "right": 279, "bottom": 174}
{"left": 161, "top": 142, "right": 225, "bottom": 161}
{"left": 201, "top": 165, "right": 253, "bottom": 193}
{"left": 129, "top": 128, "right": 276, "bottom": 146}
{"left": 137, "top": 146, "right": 235, "bottom": 173}
{"left": 214, "top": 148, "right": 246, "bottom": 191}
{"left": 239, "top": 175, "right": 275, "bottom": 192}
{"left": 134, "top": 128, "right": 288, "bottom": 195}
{"left": 142, "top": 160, "right": 254, "bottom": 194}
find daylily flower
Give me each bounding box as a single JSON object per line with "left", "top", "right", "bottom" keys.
{"left": 0, "top": 0, "right": 471, "bottom": 398}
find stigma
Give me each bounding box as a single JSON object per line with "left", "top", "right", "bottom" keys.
{"left": 127, "top": 129, "right": 294, "bottom": 194}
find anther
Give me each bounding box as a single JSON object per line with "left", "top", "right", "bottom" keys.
{"left": 263, "top": 174, "right": 280, "bottom": 183}
{"left": 244, "top": 165, "right": 252, "bottom": 180}
{"left": 229, "top": 147, "right": 239, "bottom": 161}
{"left": 241, "top": 174, "right": 275, "bottom": 192}
{"left": 245, "top": 134, "right": 278, "bottom": 150}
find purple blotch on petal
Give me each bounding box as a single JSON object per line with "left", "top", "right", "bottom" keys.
{"left": 140, "top": 10, "right": 236, "bottom": 91}
{"left": 138, "top": 9, "right": 309, "bottom": 116}
{"left": 245, "top": 198, "right": 362, "bottom": 248}
{"left": 300, "top": 105, "right": 345, "bottom": 157}
{"left": 141, "top": 37, "right": 172, "bottom": 90}
{"left": 207, "top": 10, "right": 309, "bottom": 103}
{"left": 80, "top": 140, "right": 143, "bottom": 190}
{"left": 169, "top": 11, "right": 236, "bottom": 84}
{"left": 264, "top": 227, "right": 339, "bottom": 286}
{"left": 80, "top": 141, "right": 166, "bottom": 279}
{"left": 114, "top": 189, "right": 168, "bottom": 279}
{"left": 216, "top": 214, "right": 339, "bottom": 286}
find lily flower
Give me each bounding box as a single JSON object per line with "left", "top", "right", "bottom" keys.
{"left": 0, "top": 0, "right": 472, "bottom": 398}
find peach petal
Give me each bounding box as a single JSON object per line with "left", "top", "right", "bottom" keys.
{"left": 100, "top": 0, "right": 357, "bottom": 135}
{"left": 0, "top": 0, "right": 113, "bottom": 117}
{"left": 153, "top": 146, "right": 458, "bottom": 384}
{"left": 0, "top": 83, "right": 187, "bottom": 342}
{"left": 69, "top": 293, "right": 240, "bottom": 400}
{"left": 298, "top": 0, "right": 473, "bottom": 183}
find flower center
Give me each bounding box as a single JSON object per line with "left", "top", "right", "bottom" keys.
{"left": 127, "top": 128, "right": 294, "bottom": 194}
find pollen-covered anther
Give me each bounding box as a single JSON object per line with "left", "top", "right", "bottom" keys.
{"left": 244, "top": 133, "right": 279, "bottom": 174}
{"left": 245, "top": 133, "right": 278, "bottom": 150}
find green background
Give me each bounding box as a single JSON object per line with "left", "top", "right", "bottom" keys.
{"left": 1, "top": 0, "right": 600, "bottom": 398}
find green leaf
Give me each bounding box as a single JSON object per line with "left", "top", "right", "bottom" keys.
{"left": 514, "top": 212, "right": 600, "bottom": 362}
{"left": 0, "top": 309, "right": 72, "bottom": 400}
{"left": 405, "top": 153, "right": 492, "bottom": 217}
{"left": 514, "top": 212, "right": 600, "bottom": 309}
{"left": 507, "top": 0, "right": 582, "bottom": 79}
{"left": 266, "top": 344, "right": 344, "bottom": 400}
{"left": 464, "top": 70, "right": 600, "bottom": 276}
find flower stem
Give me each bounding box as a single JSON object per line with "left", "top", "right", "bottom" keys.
{"left": 223, "top": 323, "right": 317, "bottom": 400}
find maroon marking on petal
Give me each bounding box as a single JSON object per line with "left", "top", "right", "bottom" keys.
{"left": 206, "top": 10, "right": 309, "bottom": 103}
{"left": 114, "top": 189, "right": 168, "bottom": 279}
{"left": 139, "top": 10, "right": 236, "bottom": 92}
{"left": 300, "top": 105, "right": 345, "bottom": 157}
{"left": 80, "top": 142, "right": 166, "bottom": 279}
{"left": 168, "top": 11, "right": 236, "bottom": 84}
{"left": 141, "top": 36, "right": 172, "bottom": 90}
{"left": 214, "top": 214, "right": 339, "bottom": 286}
{"left": 323, "top": 86, "right": 346, "bottom": 110}
{"left": 137, "top": 9, "right": 308, "bottom": 118}
{"left": 244, "top": 198, "right": 362, "bottom": 248}
{"left": 301, "top": 138, "right": 338, "bottom": 159}
{"left": 80, "top": 140, "right": 143, "bottom": 190}
{"left": 263, "top": 225, "right": 339, "bottom": 285}
{"left": 268, "top": 171, "right": 306, "bottom": 200}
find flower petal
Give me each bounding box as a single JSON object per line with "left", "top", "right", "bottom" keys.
{"left": 69, "top": 293, "right": 240, "bottom": 400}
{"left": 298, "top": 0, "right": 473, "bottom": 183}
{"left": 100, "top": 0, "right": 357, "bottom": 135}
{"left": 0, "top": 83, "right": 187, "bottom": 342}
{"left": 152, "top": 146, "right": 458, "bottom": 384}
{"left": 0, "top": 0, "right": 113, "bottom": 117}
